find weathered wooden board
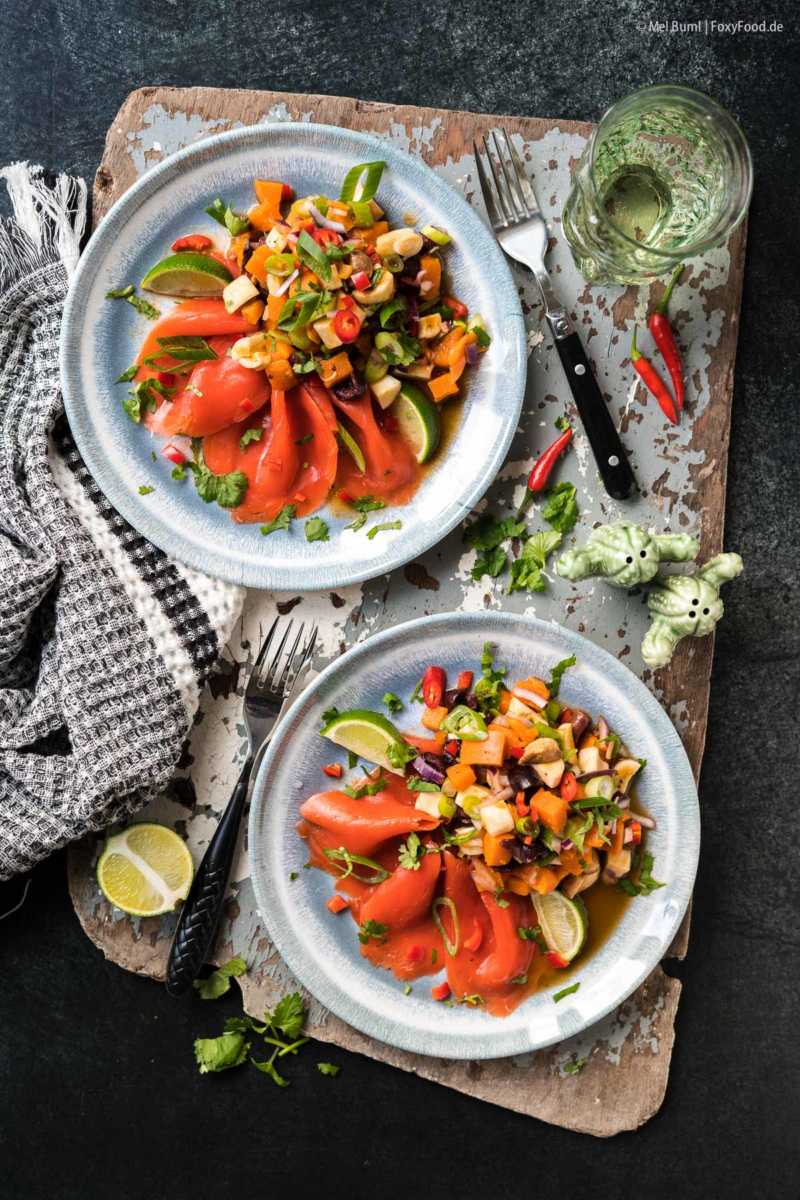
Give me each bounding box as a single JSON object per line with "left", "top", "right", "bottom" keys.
{"left": 68, "top": 86, "right": 746, "bottom": 1135}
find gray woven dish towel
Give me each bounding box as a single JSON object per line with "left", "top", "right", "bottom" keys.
{"left": 0, "top": 164, "right": 243, "bottom": 879}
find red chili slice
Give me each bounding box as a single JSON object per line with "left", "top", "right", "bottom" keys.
{"left": 332, "top": 307, "right": 362, "bottom": 343}
{"left": 422, "top": 666, "right": 446, "bottom": 708}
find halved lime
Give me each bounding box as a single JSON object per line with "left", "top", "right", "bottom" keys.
{"left": 141, "top": 252, "right": 232, "bottom": 297}
{"left": 392, "top": 383, "right": 441, "bottom": 463}
{"left": 532, "top": 891, "right": 588, "bottom": 962}
{"left": 321, "top": 708, "right": 408, "bottom": 775}
{"left": 97, "top": 822, "right": 194, "bottom": 917}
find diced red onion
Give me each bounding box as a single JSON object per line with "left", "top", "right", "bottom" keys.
{"left": 596, "top": 716, "right": 610, "bottom": 739}
{"left": 307, "top": 201, "right": 347, "bottom": 233}
{"left": 492, "top": 715, "right": 511, "bottom": 728}
{"left": 465, "top": 342, "right": 479, "bottom": 366}
{"left": 513, "top": 686, "right": 547, "bottom": 708}
{"left": 492, "top": 786, "right": 515, "bottom": 804}
{"left": 609, "top": 820, "right": 617, "bottom": 836}
{"left": 630, "top": 813, "right": 656, "bottom": 829}
{"left": 274, "top": 268, "right": 299, "bottom": 297}
{"left": 549, "top": 838, "right": 562, "bottom": 854}
{"left": 412, "top": 756, "right": 445, "bottom": 785}
{"left": 616, "top": 795, "right": 630, "bottom": 809}
{"left": 624, "top": 827, "right": 635, "bottom": 844}
{"left": 162, "top": 443, "right": 186, "bottom": 465}
{"left": 561, "top": 838, "right": 573, "bottom": 851}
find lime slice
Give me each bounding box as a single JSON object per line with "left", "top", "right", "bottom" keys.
{"left": 97, "top": 822, "right": 194, "bottom": 916}
{"left": 532, "top": 891, "right": 587, "bottom": 962}
{"left": 322, "top": 708, "right": 409, "bottom": 775}
{"left": 392, "top": 383, "right": 441, "bottom": 463}
{"left": 141, "top": 252, "right": 232, "bottom": 297}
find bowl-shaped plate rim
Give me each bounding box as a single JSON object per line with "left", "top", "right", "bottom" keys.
{"left": 60, "top": 121, "right": 526, "bottom": 591}
{"left": 249, "top": 611, "right": 700, "bottom": 1060}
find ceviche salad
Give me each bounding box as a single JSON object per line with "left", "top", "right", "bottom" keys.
{"left": 298, "top": 646, "right": 664, "bottom": 1016}
{"left": 107, "top": 161, "right": 490, "bottom": 534}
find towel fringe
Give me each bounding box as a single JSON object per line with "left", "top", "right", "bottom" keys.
{"left": 0, "top": 162, "right": 87, "bottom": 291}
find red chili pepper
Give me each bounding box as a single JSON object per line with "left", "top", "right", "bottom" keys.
{"left": 406, "top": 944, "right": 425, "bottom": 964}
{"left": 514, "top": 791, "right": 529, "bottom": 815}
{"left": 519, "top": 425, "right": 573, "bottom": 513}
{"left": 560, "top": 771, "right": 578, "bottom": 804}
{"left": 338, "top": 490, "right": 355, "bottom": 505}
{"left": 422, "top": 665, "right": 446, "bottom": 708}
{"left": 456, "top": 670, "right": 474, "bottom": 691}
{"left": 339, "top": 294, "right": 355, "bottom": 309}
{"left": 281, "top": 183, "right": 294, "bottom": 202}
{"left": 629, "top": 820, "right": 642, "bottom": 845}
{"left": 648, "top": 263, "right": 684, "bottom": 412}
{"left": 326, "top": 894, "right": 349, "bottom": 914}
{"left": 444, "top": 739, "right": 459, "bottom": 757}
{"left": 545, "top": 950, "right": 569, "bottom": 969}
{"left": 631, "top": 325, "right": 678, "bottom": 425}
{"left": 383, "top": 414, "right": 399, "bottom": 433}
{"left": 431, "top": 982, "right": 451, "bottom": 1002}
{"left": 171, "top": 234, "right": 213, "bottom": 253}
{"left": 463, "top": 926, "right": 483, "bottom": 953}
{"left": 311, "top": 228, "right": 341, "bottom": 248}
{"left": 351, "top": 269, "right": 371, "bottom": 291}
{"left": 507, "top": 745, "right": 524, "bottom": 760}
{"left": 322, "top": 763, "right": 343, "bottom": 779}
{"left": 443, "top": 295, "right": 468, "bottom": 319}
{"left": 156, "top": 371, "right": 177, "bottom": 388}
{"left": 333, "top": 307, "right": 362, "bottom": 343}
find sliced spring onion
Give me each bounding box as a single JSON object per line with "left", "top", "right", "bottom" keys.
{"left": 431, "top": 896, "right": 460, "bottom": 957}
{"left": 340, "top": 161, "right": 386, "bottom": 204}
{"left": 296, "top": 230, "right": 332, "bottom": 282}
{"left": 323, "top": 847, "right": 389, "bottom": 885}
{"left": 421, "top": 224, "right": 451, "bottom": 245}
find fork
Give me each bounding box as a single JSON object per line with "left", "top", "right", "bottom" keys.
{"left": 165, "top": 616, "right": 317, "bottom": 997}
{"left": 474, "top": 130, "right": 636, "bottom": 501}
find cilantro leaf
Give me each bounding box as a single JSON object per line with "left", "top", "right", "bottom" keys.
{"left": 398, "top": 832, "right": 423, "bottom": 871}
{"left": 386, "top": 739, "right": 416, "bottom": 770}
{"left": 508, "top": 530, "right": 561, "bottom": 594}
{"left": 305, "top": 516, "right": 330, "bottom": 542}
{"left": 382, "top": 691, "right": 403, "bottom": 714}
{"left": 474, "top": 641, "right": 507, "bottom": 716}
{"left": 316, "top": 1062, "right": 341, "bottom": 1077}
{"left": 260, "top": 504, "right": 296, "bottom": 537}
{"left": 115, "top": 363, "right": 138, "bottom": 383}
{"left": 194, "top": 1032, "right": 249, "bottom": 1074}
{"left": 269, "top": 992, "right": 306, "bottom": 1041}
{"left": 138, "top": 485, "right": 155, "bottom": 496}
{"left": 193, "top": 956, "right": 248, "bottom": 1001}
{"left": 563, "top": 1057, "right": 587, "bottom": 1075}
{"left": 472, "top": 545, "right": 508, "bottom": 580}
{"left": 463, "top": 513, "right": 525, "bottom": 551}
{"left": 406, "top": 778, "right": 440, "bottom": 793}
{"left": 548, "top": 654, "right": 576, "bottom": 697}
{"left": 637, "top": 850, "right": 666, "bottom": 896}
{"left": 542, "top": 481, "right": 578, "bottom": 533}
{"left": 187, "top": 441, "right": 247, "bottom": 509}
{"left": 251, "top": 1056, "right": 289, "bottom": 1087}
{"left": 172, "top": 466, "right": 186, "bottom": 481}
{"left": 345, "top": 496, "right": 385, "bottom": 532}
{"left": 240, "top": 427, "right": 263, "bottom": 450}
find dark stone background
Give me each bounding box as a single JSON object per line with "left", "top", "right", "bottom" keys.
{"left": 0, "top": 3, "right": 797, "bottom": 1197}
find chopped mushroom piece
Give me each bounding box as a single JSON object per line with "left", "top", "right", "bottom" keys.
{"left": 562, "top": 852, "right": 600, "bottom": 897}
{"left": 602, "top": 845, "right": 632, "bottom": 885}
{"left": 521, "top": 736, "right": 561, "bottom": 764}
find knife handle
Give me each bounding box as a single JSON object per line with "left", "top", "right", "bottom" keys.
{"left": 165, "top": 754, "right": 253, "bottom": 997}
{"left": 552, "top": 329, "right": 637, "bottom": 501}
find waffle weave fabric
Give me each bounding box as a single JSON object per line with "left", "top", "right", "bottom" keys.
{"left": 0, "top": 164, "right": 242, "bottom": 878}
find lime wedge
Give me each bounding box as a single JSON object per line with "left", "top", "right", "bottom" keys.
{"left": 532, "top": 891, "right": 587, "bottom": 962}
{"left": 141, "top": 252, "right": 232, "bottom": 297}
{"left": 392, "top": 382, "right": 441, "bottom": 463}
{"left": 97, "top": 822, "right": 194, "bottom": 916}
{"left": 321, "top": 708, "right": 409, "bottom": 775}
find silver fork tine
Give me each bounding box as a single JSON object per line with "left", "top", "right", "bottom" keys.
{"left": 282, "top": 622, "right": 318, "bottom": 696}
{"left": 490, "top": 130, "right": 525, "bottom": 222}
{"left": 473, "top": 138, "right": 503, "bottom": 229}
{"left": 261, "top": 619, "right": 293, "bottom": 688}
{"left": 274, "top": 621, "right": 306, "bottom": 694}
{"left": 250, "top": 616, "right": 280, "bottom": 682}
{"left": 482, "top": 133, "right": 515, "bottom": 225}
{"left": 501, "top": 129, "right": 541, "bottom": 215}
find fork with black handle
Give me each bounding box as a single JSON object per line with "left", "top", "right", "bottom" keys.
{"left": 166, "top": 617, "right": 317, "bottom": 997}
{"left": 473, "top": 129, "right": 637, "bottom": 502}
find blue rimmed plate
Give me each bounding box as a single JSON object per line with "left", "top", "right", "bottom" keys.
{"left": 249, "top": 612, "right": 699, "bottom": 1060}
{"left": 60, "top": 123, "right": 525, "bottom": 590}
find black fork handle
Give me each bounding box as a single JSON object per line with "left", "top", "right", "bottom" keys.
{"left": 165, "top": 754, "right": 254, "bottom": 997}
{"left": 552, "top": 328, "right": 637, "bottom": 501}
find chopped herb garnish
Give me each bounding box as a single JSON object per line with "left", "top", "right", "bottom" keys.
{"left": 289, "top": 871, "right": 298, "bottom": 882}
{"left": 316, "top": 1062, "right": 340, "bottom": 1077}
{"left": 138, "top": 484, "right": 155, "bottom": 496}
{"left": 406, "top": 778, "right": 440, "bottom": 793}
{"left": 431, "top": 948, "right": 438, "bottom": 965}
{"left": 358, "top": 919, "right": 389, "bottom": 945}
{"left": 156, "top": 335, "right": 217, "bottom": 364}
{"left": 403, "top": 984, "right": 412, "bottom": 996}
{"left": 295, "top": 432, "right": 314, "bottom": 445}
{"left": 398, "top": 832, "right": 423, "bottom": 871}
{"left": 464, "top": 513, "right": 526, "bottom": 552}
{"left": 194, "top": 1032, "right": 249, "bottom": 1075}
{"left": 345, "top": 495, "right": 386, "bottom": 532}
{"left": 474, "top": 641, "right": 507, "bottom": 717}
{"left": 115, "top": 363, "right": 139, "bottom": 383}
{"left": 260, "top": 504, "right": 296, "bottom": 536}
{"left": 508, "top": 530, "right": 562, "bottom": 594}
{"left": 555, "top": 415, "right": 571, "bottom": 431}
{"left": 386, "top": 739, "right": 416, "bottom": 770}
{"left": 171, "top": 465, "right": 186, "bottom": 481}
{"left": 472, "top": 545, "right": 508, "bottom": 581}
{"left": 296, "top": 229, "right": 332, "bottom": 282}
{"left": 547, "top": 654, "right": 576, "bottom": 697}
{"left": 304, "top": 516, "right": 329, "bottom": 543}
{"left": 562, "top": 1056, "right": 587, "bottom": 1075}
{"left": 106, "top": 283, "right": 160, "bottom": 320}
{"left": 240, "top": 427, "right": 263, "bottom": 450}
{"left": 323, "top": 847, "right": 389, "bottom": 885}
{"left": 511, "top": 973, "right": 528, "bottom": 986}
{"left": 382, "top": 691, "right": 404, "bottom": 714}
{"left": 366, "top": 519, "right": 402, "bottom": 540}
{"left": 205, "top": 197, "right": 250, "bottom": 236}
{"left": 187, "top": 440, "right": 247, "bottom": 509}
{"left": 553, "top": 981, "right": 580, "bottom": 1003}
